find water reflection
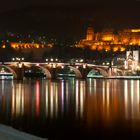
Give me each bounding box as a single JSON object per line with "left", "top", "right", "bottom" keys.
{"left": 0, "top": 79, "right": 140, "bottom": 137}
{"left": 124, "top": 80, "right": 140, "bottom": 121}
{"left": 12, "top": 82, "right": 24, "bottom": 117}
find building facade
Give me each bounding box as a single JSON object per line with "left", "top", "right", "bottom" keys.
{"left": 76, "top": 27, "right": 140, "bottom": 52}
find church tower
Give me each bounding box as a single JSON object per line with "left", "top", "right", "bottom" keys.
{"left": 86, "top": 27, "right": 94, "bottom": 41}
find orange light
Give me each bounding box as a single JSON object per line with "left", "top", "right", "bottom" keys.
{"left": 104, "top": 45, "right": 111, "bottom": 51}
{"left": 120, "top": 47, "right": 125, "bottom": 52}
{"left": 131, "top": 29, "right": 140, "bottom": 33}
{"left": 91, "top": 45, "right": 96, "bottom": 50}
{"left": 97, "top": 45, "right": 103, "bottom": 51}
{"left": 1, "top": 45, "right": 6, "bottom": 48}
{"left": 122, "top": 38, "right": 129, "bottom": 44}
{"left": 36, "top": 44, "right": 39, "bottom": 48}
{"left": 48, "top": 44, "right": 53, "bottom": 48}
{"left": 113, "top": 46, "right": 119, "bottom": 52}
{"left": 10, "top": 42, "right": 53, "bottom": 49}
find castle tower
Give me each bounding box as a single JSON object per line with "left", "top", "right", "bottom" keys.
{"left": 86, "top": 27, "right": 94, "bottom": 41}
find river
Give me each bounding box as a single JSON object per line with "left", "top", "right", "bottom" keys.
{"left": 0, "top": 78, "right": 140, "bottom": 139}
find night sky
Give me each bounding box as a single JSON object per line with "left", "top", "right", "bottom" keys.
{"left": 0, "top": 0, "right": 140, "bottom": 41}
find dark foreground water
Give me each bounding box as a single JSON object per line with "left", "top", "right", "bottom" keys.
{"left": 0, "top": 78, "right": 140, "bottom": 139}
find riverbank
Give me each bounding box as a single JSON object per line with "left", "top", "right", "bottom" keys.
{"left": 87, "top": 75, "right": 140, "bottom": 79}
{"left": 0, "top": 124, "right": 47, "bottom": 140}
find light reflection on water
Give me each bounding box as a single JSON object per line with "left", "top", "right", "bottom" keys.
{"left": 0, "top": 79, "right": 140, "bottom": 139}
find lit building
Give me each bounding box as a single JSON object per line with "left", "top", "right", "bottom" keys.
{"left": 86, "top": 27, "right": 94, "bottom": 41}
{"left": 124, "top": 50, "right": 140, "bottom": 71}
{"left": 9, "top": 42, "right": 53, "bottom": 60}
{"left": 76, "top": 27, "right": 140, "bottom": 52}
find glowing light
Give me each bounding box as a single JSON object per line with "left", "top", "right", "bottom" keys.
{"left": 36, "top": 81, "right": 40, "bottom": 117}
{"left": 66, "top": 82, "right": 69, "bottom": 112}
{"left": 104, "top": 45, "right": 111, "bottom": 51}
{"left": 106, "top": 62, "right": 110, "bottom": 65}
{"left": 50, "top": 83, "right": 54, "bottom": 118}
{"left": 45, "top": 82, "right": 49, "bottom": 118}
{"left": 113, "top": 46, "right": 119, "bottom": 52}
{"left": 120, "top": 47, "right": 125, "bottom": 52}
{"left": 91, "top": 45, "right": 96, "bottom": 50}
{"left": 102, "top": 80, "right": 105, "bottom": 108}
{"left": 136, "top": 65, "right": 140, "bottom": 71}
{"left": 55, "top": 84, "right": 58, "bottom": 118}
{"left": 106, "top": 81, "right": 110, "bottom": 118}
{"left": 76, "top": 80, "right": 79, "bottom": 117}
{"left": 11, "top": 83, "right": 24, "bottom": 117}
{"left": 80, "top": 81, "right": 85, "bottom": 118}
{"left": 131, "top": 80, "right": 134, "bottom": 119}
{"left": 36, "top": 44, "right": 39, "bottom": 48}
{"left": 36, "top": 64, "right": 39, "bottom": 66}
{"left": 86, "top": 27, "right": 94, "bottom": 41}
{"left": 1, "top": 45, "right": 6, "bottom": 48}
{"left": 83, "top": 64, "right": 86, "bottom": 69}
{"left": 137, "top": 81, "right": 140, "bottom": 118}
{"left": 11, "top": 42, "right": 53, "bottom": 49}
{"left": 131, "top": 29, "right": 140, "bottom": 33}
{"left": 97, "top": 45, "right": 103, "bottom": 51}
{"left": 124, "top": 80, "right": 128, "bottom": 119}
{"left": 18, "top": 63, "right": 22, "bottom": 68}
{"left": 61, "top": 80, "right": 64, "bottom": 114}
{"left": 52, "top": 64, "right": 56, "bottom": 68}
{"left": 48, "top": 44, "right": 53, "bottom": 48}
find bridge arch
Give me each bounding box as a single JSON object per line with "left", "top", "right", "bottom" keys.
{"left": 112, "top": 68, "right": 124, "bottom": 76}
{"left": 0, "top": 65, "right": 17, "bottom": 79}
{"left": 95, "top": 68, "right": 109, "bottom": 77}
{"left": 68, "top": 66, "right": 82, "bottom": 78}
{"left": 87, "top": 69, "right": 102, "bottom": 77}
{"left": 36, "top": 65, "right": 52, "bottom": 78}
{"left": 88, "top": 67, "right": 109, "bottom": 77}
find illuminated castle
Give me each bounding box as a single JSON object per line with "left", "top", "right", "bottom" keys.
{"left": 76, "top": 27, "right": 140, "bottom": 52}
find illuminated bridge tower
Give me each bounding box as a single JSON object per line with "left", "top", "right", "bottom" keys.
{"left": 86, "top": 27, "right": 94, "bottom": 41}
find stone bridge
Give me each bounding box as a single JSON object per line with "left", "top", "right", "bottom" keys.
{"left": 0, "top": 62, "right": 124, "bottom": 79}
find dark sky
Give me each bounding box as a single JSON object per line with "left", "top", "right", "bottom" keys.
{"left": 1, "top": 0, "right": 139, "bottom": 12}
{"left": 1, "top": 0, "right": 140, "bottom": 41}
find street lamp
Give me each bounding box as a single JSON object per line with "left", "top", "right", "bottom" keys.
{"left": 50, "top": 58, "right": 53, "bottom": 62}
{"left": 12, "top": 57, "right": 25, "bottom": 68}
{"left": 12, "top": 58, "right": 15, "bottom": 61}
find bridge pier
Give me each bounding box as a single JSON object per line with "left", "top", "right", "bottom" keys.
{"left": 50, "top": 68, "right": 57, "bottom": 79}
{"left": 16, "top": 68, "right": 24, "bottom": 80}
{"left": 79, "top": 67, "right": 91, "bottom": 79}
